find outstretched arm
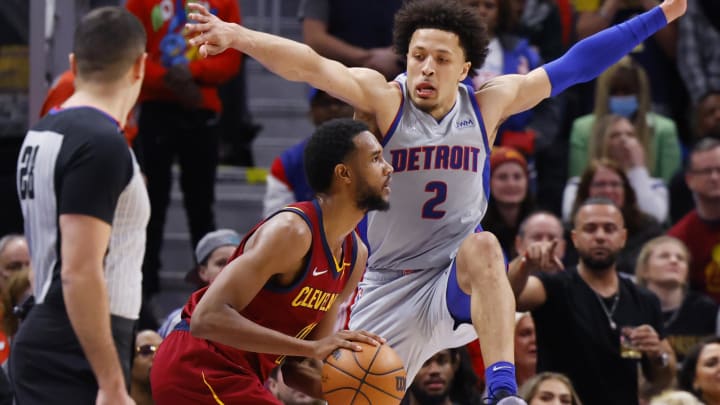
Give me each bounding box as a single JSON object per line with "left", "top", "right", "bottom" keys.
{"left": 185, "top": 3, "right": 396, "bottom": 116}
{"left": 478, "top": 0, "right": 686, "bottom": 132}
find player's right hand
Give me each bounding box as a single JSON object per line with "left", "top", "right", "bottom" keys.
{"left": 186, "top": 3, "right": 237, "bottom": 57}
{"left": 311, "top": 329, "right": 386, "bottom": 360}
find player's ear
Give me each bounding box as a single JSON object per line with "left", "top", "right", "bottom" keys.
{"left": 335, "top": 163, "right": 352, "bottom": 185}
{"left": 459, "top": 61, "right": 471, "bottom": 82}
{"left": 69, "top": 53, "right": 77, "bottom": 76}
{"left": 132, "top": 53, "right": 147, "bottom": 82}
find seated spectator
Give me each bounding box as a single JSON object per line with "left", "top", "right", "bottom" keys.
{"left": 131, "top": 329, "right": 163, "bottom": 405}
{"left": 157, "top": 229, "right": 240, "bottom": 337}
{"left": 0, "top": 234, "right": 30, "bottom": 289}
{"left": 564, "top": 115, "right": 668, "bottom": 224}
{"left": 515, "top": 211, "right": 568, "bottom": 269}
{"left": 519, "top": 372, "right": 583, "bottom": 405}
{"left": 264, "top": 88, "right": 353, "bottom": 217}
{"left": 635, "top": 236, "right": 719, "bottom": 365}
{"left": 514, "top": 312, "right": 537, "bottom": 388}
{"left": 676, "top": 337, "right": 720, "bottom": 405}
{"left": 482, "top": 146, "right": 536, "bottom": 259}
{"left": 568, "top": 57, "right": 681, "bottom": 183}
{"left": 669, "top": 91, "right": 720, "bottom": 224}
{"left": 667, "top": 138, "right": 720, "bottom": 303}
{"left": 401, "top": 348, "right": 483, "bottom": 405}
{"left": 564, "top": 159, "right": 664, "bottom": 275}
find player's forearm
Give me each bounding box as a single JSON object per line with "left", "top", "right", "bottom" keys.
{"left": 62, "top": 267, "right": 126, "bottom": 391}
{"left": 190, "top": 304, "right": 315, "bottom": 358}
{"left": 230, "top": 24, "right": 331, "bottom": 86}
{"left": 543, "top": 6, "right": 668, "bottom": 97}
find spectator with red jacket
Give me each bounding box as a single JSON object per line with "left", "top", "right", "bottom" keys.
{"left": 126, "top": 0, "right": 242, "bottom": 306}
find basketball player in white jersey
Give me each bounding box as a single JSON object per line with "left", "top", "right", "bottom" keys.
{"left": 184, "top": 0, "right": 686, "bottom": 402}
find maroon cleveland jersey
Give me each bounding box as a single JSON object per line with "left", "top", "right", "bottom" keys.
{"left": 182, "top": 200, "right": 358, "bottom": 382}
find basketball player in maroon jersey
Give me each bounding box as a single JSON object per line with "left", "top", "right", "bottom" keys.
{"left": 150, "top": 118, "right": 393, "bottom": 404}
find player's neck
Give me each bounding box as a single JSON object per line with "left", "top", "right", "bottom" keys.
{"left": 578, "top": 262, "right": 618, "bottom": 297}
{"left": 316, "top": 195, "right": 364, "bottom": 246}
{"left": 64, "top": 81, "right": 133, "bottom": 126}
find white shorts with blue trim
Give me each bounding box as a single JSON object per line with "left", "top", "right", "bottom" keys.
{"left": 348, "top": 265, "right": 477, "bottom": 382}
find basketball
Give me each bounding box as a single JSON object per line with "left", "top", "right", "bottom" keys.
{"left": 322, "top": 342, "right": 407, "bottom": 405}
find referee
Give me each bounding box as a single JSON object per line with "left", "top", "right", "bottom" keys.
{"left": 11, "top": 7, "right": 149, "bottom": 405}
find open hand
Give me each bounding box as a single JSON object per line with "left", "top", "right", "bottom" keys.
{"left": 185, "top": 3, "right": 238, "bottom": 57}
{"left": 311, "top": 329, "right": 385, "bottom": 361}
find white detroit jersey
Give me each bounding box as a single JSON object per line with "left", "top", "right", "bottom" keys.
{"left": 365, "top": 74, "right": 491, "bottom": 272}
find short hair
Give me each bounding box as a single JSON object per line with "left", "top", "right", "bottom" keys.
{"left": 393, "top": 0, "right": 489, "bottom": 76}
{"left": 517, "top": 210, "right": 563, "bottom": 238}
{"left": 303, "top": 118, "right": 370, "bottom": 194}
{"left": 677, "top": 336, "right": 720, "bottom": 398}
{"left": 73, "top": 7, "right": 146, "bottom": 82}
{"left": 519, "top": 372, "right": 583, "bottom": 405}
{"left": 686, "top": 137, "right": 720, "bottom": 172}
{"left": 0, "top": 234, "right": 24, "bottom": 256}
{"left": 634, "top": 236, "right": 690, "bottom": 287}
{"left": 573, "top": 196, "right": 623, "bottom": 226}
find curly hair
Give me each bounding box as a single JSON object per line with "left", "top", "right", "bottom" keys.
{"left": 393, "top": 0, "right": 489, "bottom": 75}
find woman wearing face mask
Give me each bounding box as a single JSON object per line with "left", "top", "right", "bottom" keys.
{"left": 563, "top": 115, "right": 669, "bottom": 224}
{"left": 568, "top": 57, "right": 681, "bottom": 184}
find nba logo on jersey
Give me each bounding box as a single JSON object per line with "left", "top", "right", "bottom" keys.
{"left": 455, "top": 118, "right": 474, "bottom": 129}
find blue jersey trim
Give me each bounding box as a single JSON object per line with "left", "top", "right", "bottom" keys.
{"left": 313, "top": 199, "right": 346, "bottom": 279}
{"left": 464, "top": 82, "right": 492, "bottom": 203}
{"left": 382, "top": 75, "right": 406, "bottom": 147}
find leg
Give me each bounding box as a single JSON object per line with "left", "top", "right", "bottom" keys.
{"left": 452, "top": 232, "right": 518, "bottom": 398}
{"left": 177, "top": 110, "right": 218, "bottom": 248}
{"left": 136, "top": 102, "right": 177, "bottom": 297}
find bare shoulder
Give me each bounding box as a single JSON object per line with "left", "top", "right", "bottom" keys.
{"left": 348, "top": 68, "right": 402, "bottom": 109}
{"left": 245, "top": 211, "right": 312, "bottom": 257}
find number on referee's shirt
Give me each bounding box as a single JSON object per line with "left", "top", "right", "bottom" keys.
{"left": 19, "top": 145, "right": 39, "bottom": 200}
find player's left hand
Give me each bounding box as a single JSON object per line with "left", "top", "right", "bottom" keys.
{"left": 186, "top": 3, "right": 238, "bottom": 57}
{"left": 660, "top": 0, "right": 687, "bottom": 23}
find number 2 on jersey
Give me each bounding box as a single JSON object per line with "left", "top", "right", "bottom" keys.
{"left": 422, "top": 181, "right": 447, "bottom": 219}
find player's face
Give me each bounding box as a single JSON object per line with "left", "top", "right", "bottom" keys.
{"left": 529, "top": 378, "right": 574, "bottom": 405}
{"left": 411, "top": 350, "right": 457, "bottom": 400}
{"left": 571, "top": 204, "right": 627, "bottom": 272}
{"left": 406, "top": 29, "right": 471, "bottom": 119}
{"left": 349, "top": 131, "right": 393, "bottom": 212}
{"left": 644, "top": 240, "right": 688, "bottom": 288}
{"left": 490, "top": 162, "right": 527, "bottom": 204}
{"left": 199, "top": 245, "right": 236, "bottom": 284}
{"left": 588, "top": 166, "right": 625, "bottom": 208}
{"left": 686, "top": 146, "right": 720, "bottom": 201}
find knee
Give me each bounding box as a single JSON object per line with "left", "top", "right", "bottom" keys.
{"left": 457, "top": 232, "right": 506, "bottom": 282}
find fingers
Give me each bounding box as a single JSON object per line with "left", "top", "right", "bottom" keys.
{"left": 340, "top": 329, "right": 385, "bottom": 346}
{"left": 186, "top": 2, "right": 211, "bottom": 16}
